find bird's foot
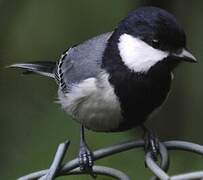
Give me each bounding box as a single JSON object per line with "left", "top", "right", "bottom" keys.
{"left": 79, "top": 142, "right": 96, "bottom": 178}
{"left": 78, "top": 125, "right": 96, "bottom": 178}
{"left": 143, "top": 127, "right": 160, "bottom": 161}
{"left": 79, "top": 143, "right": 94, "bottom": 171}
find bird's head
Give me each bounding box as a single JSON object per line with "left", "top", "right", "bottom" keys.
{"left": 112, "top": 6, "right": 197, "bottom": 73}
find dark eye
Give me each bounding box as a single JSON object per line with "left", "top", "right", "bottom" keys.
{"left": 152, "top": 39, "right": 160, "bottom": 48}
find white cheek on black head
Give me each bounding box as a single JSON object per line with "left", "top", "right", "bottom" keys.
{"left": 118, "top": 33, "right": 169, "bottom": 72}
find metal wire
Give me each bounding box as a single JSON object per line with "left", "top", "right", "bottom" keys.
{"left": 39, "top": 141, "right": 70, "bottom": 180}
{"left": 18, "top": 139, "right": 203, "bottom": 180}
{"left": 146, "top": 151, "right": 169, "bottom": 179}
{"left": 150, "top": 143, "right": 170, "bottom": 180}
{"left": 65, "top": 166, "right": 130, "bottom": 180}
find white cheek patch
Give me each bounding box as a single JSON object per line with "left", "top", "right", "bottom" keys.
{"left": 118, "top": 34, "right": 169, "bottom": 72}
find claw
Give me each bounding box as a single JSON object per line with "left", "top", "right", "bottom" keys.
{"left": 79, "top": 144, "right": 94, "bottom": 171}
{"left": 78, "top": 125, "right": 96, "bottom": 178}
{"left": 142, "top": 126, "right": 160, "bottom": 161}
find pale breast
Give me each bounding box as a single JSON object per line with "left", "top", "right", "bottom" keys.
{"left": 57, "top": 72, "right": 123, "bottom": 132}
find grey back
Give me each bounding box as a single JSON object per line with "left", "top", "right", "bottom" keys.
{"left": 57, "top": 32, "right": 112, "bottom": 90}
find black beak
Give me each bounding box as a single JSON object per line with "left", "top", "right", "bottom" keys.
{"left": 171, "top": 48, "right": 197, "bottom": 63}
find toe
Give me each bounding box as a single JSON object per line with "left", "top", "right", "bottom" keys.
{"left": 79, "top": 148, "right": 94, "bottom": 172}
{"left": 143, "top": 129, "right": 160, "bottom": 161}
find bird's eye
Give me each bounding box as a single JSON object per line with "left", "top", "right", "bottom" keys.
{"left": 152, "top": 39, "right": 160, "bottom": 48}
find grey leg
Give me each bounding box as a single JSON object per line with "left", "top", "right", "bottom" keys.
{"left": 78, "top": 125, "right": 95, "bottom": 177}
{"left": 141, "top": 125, "right": 160, "bottom": 161}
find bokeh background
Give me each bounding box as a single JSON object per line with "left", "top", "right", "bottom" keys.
{"left": 0, "top": 0, "right": 203, "bottom": 179}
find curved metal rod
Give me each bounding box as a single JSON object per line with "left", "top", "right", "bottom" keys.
{"left": 145, "top": 151, "right": 169, "bottom": 180}
{"left": 18, "top": 140, "right": 203, "bottom": 180}
{"left": 164, "top": 141, "right": 203, "bottom": 155}
{"left": 171, "top": 171, "right": 203, "bottom": 180}
{"left": 63, "top": 166, "right": 130, "bottom": 180}
{"left": 39, "top": 141, "right": 70, "bottom": 180}
{"left": 159, "top": 142, "right": 170, "bottom": 172}
{"left": 165, "top": 141, "right": 203, "bottom": 180}
{"left": 150, "top": 142, "right": 170, "bottom": 180}
{"left": 148, "top": 141, "right": 203, "bottom": 180}
{"left": 19, "top": 140, "right": 144, "bottom": 180}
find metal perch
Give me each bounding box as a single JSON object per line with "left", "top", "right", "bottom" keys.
{"left": 18, "top": 139, "right": 203, "bottom": 180}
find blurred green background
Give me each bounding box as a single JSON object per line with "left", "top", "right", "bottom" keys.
{"left": 0, "top": 0, "right": 203, "bottom": 179}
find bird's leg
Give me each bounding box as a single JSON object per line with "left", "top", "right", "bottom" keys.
{"left": 78, "top": 125, "right": 95, "bottom": 177}
{"left": 141, "top": 125, "right": 160, "bottom": 161}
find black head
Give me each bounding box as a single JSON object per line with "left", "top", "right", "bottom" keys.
{"left": 105, "top": 6, "right": 196, "bottom": 74}
{"left": 118, "top": 6, "right": 187, "bottom": 51}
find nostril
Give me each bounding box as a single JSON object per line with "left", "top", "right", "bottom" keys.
{"left": 152, "top": 39, "right": 160, "bottom": 49}
{"left": 175, "top": 48, "right": 183, "bottom": 54}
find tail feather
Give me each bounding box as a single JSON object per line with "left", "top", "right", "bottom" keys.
{"left": 8, "top": 61, "right": 56, "bottom": 78}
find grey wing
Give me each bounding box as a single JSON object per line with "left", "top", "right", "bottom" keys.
{"left": 55, "top": 32, "right": 112, "bottom": 92}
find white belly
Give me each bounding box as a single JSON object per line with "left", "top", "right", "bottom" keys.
{"left": 57, "top": 72, "right": 123, "bottom": 132}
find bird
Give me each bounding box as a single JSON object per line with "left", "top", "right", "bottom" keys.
{"left": 9, "top": 6, "right": 197, "bottom": 172}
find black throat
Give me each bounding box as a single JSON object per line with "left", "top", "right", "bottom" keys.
{"left": 102, "top": 32, "right": 177, "bottom": 129}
